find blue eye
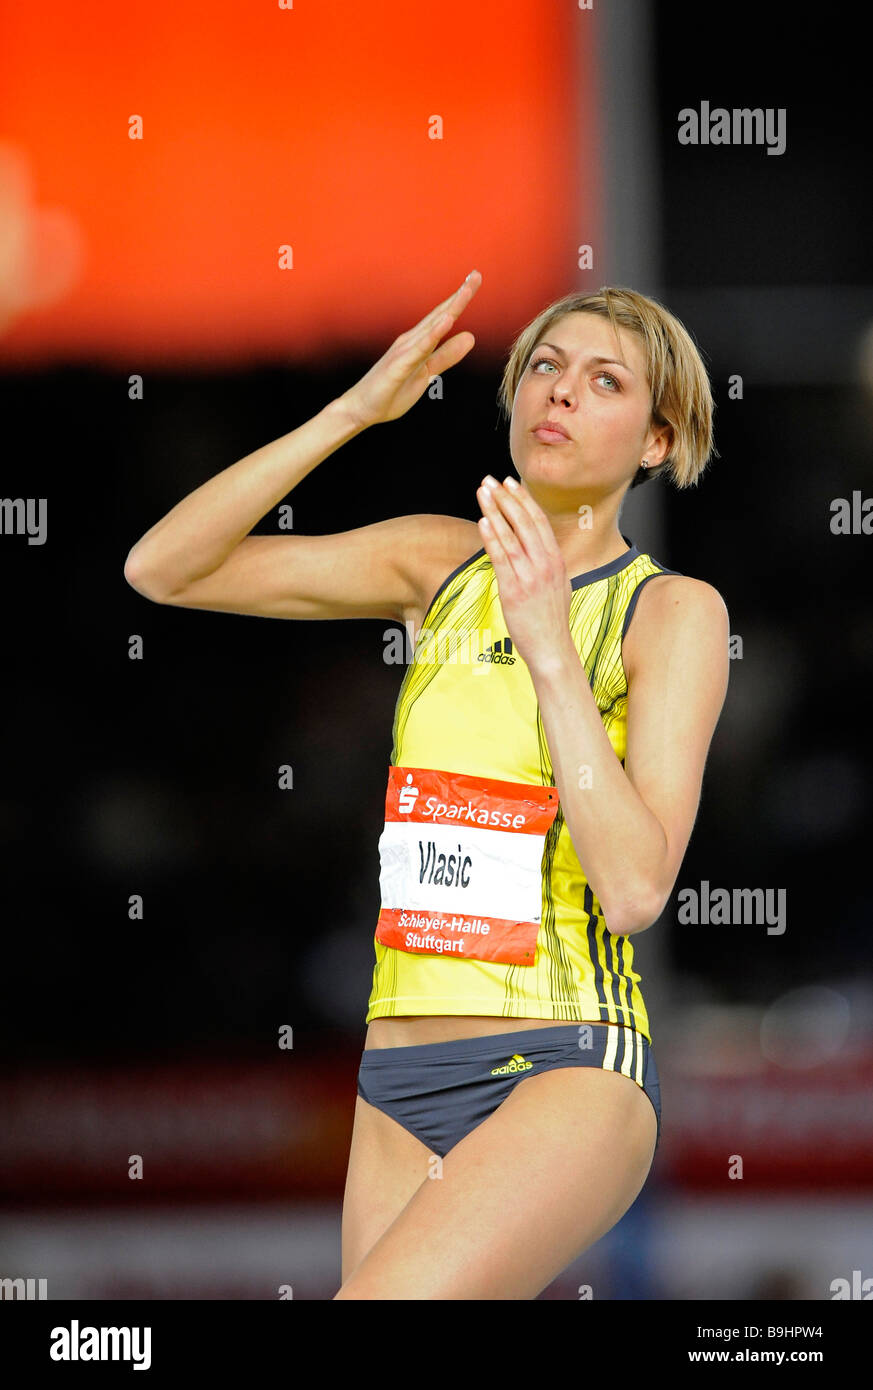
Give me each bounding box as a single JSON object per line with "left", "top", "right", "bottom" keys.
{"left": 529, "top": 357, "right": 620, "bottom": 390}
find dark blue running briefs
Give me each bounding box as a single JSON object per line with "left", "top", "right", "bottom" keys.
{"left": 357, "top": 1022, "right": 661, "bottom": 1159}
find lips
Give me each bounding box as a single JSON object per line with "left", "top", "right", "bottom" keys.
{"left": 532, "top": 420, "right": 571, "bottom": 441}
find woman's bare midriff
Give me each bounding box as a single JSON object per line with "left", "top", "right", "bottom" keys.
{"left": 364, "top": 1015, "right": 606, "bottom": 1049}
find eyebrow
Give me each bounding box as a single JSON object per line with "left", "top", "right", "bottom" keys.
{"left": 533, "top": 343, "right": 636, "bottom": 377}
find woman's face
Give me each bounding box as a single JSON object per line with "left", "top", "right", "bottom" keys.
{"left": 509, "top": 311, "right": 669, "bottom": 504}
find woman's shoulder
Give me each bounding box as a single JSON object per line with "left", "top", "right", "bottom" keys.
{"left": 623, "top": 568, "right": 730, "bottom": 679}
{"left": 400, "top": 513, "right": 483, "bottom": 626}
{"left": 634, "top": 569, "right": 727, "bottom": 615}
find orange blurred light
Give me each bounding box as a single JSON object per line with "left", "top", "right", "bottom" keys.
{"left": 0, "top": 0, "right": 600, "bottom": 365}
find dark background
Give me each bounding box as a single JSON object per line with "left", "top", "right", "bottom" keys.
{"left": 2, "top": 1, "right": 871, "bottom": 1301}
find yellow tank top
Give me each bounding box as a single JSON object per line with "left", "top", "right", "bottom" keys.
{"left": 365, "top": 537, "right": 677, "bottom": 1042}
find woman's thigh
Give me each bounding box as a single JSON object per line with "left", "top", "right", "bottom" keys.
{"left": 340, "top": 1094, "right": 436, "bottom": 1284}
{"left": 334, "top": 1065, "right": 657, "bottom": 1300}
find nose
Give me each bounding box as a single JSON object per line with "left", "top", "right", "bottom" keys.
{"left": 549, "top": 376, "right": 575, "bottom": 408}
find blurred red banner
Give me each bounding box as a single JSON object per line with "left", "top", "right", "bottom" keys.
{"left": 0, "top": 0, "right": 600, "bottom": 364}
{"left": 2, "top": 1046, "right": 872, "bottom": 1202}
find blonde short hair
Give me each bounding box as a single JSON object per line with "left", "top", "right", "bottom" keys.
{"left": 497, "top": 286, "right": 717, "bottom": 488}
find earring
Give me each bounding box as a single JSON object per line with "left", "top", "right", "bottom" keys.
{"left": 640, "top": 460, "right": 649, "bottom": 469}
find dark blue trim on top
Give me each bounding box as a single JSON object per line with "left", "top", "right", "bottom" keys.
{"left": 424, "top": 546, "right": 487, "bottom": 619}
{"left": 570, "top": 536, "right": 639, "bottom": 590}
{"left": 620, "top": 557, "right": 682, "bottom": 643}
{"left": 423, "top": 534, "right": 643, "bottom": 620}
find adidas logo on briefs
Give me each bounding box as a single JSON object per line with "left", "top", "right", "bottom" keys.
{"left": 477, "top": 637, "right": 516, "bottom": 666}
{"left": 490, "top": 1053, "right": 534, "bottom": 1076}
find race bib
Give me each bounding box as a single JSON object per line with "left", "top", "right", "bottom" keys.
{"left": 375, "top": 765, "right": 560, "bottom": 966}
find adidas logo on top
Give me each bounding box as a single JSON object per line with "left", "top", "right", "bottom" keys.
{"left": 477, "top": 637, "right": 516, "bottom": 666}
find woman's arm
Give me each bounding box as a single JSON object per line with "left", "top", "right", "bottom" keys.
{"left": 124, "top": 270, "right": 481, "bottom": 610}
{"left": 126, "top": 510, "right": 480, "bottom": 624}
{"left": 473, "top": 474, "right": 729, "bottom": 937}
{"left": 124, "top": 398, "right": 365, "bottom": 601}
{"left": 529, "top": 574, "right": 730, "bottom": 935}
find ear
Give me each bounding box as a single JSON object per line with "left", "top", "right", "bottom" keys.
{"left": 646, "top": 419, "right": 673, "bottom": 467}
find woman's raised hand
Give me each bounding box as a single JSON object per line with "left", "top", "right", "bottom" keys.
{"left": 339, "top": 270, "right": 481, "bottom": 429}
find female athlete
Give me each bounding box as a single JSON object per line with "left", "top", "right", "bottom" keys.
{"left": 124, "top": 269, "right": 729, "bottom": 1299}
